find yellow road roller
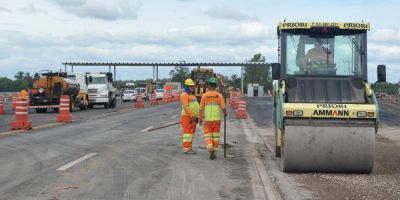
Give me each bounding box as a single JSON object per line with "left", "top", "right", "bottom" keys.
{"left": 272, "top": 22, "right": 387, "bottom": 173}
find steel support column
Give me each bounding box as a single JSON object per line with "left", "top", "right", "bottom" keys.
{"left": 153, "top": 66, "right": 155, "bottom": 80}
{"left": 156, "top": 66, "right": 159, "bottom": 81}
{"left": 114, "top": 66, "right": 116, "bottom": 81}
{"left": 241, "top": 66, "right": 244, "bottom": 93}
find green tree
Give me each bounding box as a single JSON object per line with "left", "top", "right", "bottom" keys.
{"left": 169, "top": 66, "right": 190, "bottom": 84}
{"left": 243, "top": 53, "right": 271, "bottom": 93}
{"left": 14, "top": 71, "right": 24, "bottom": 80}
{"left": 0, "top": 77, "right": 13, "bottom": 92}
{"left": 375, "top": 82, "right": 400, "bottom": 95}
{"left": 225, "top": 74, "right": 241, "bottom": 89}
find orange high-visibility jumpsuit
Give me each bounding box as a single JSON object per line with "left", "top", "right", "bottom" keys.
{"left": 180, "top": 92, "right": 199, "bottom": 152}
{"left": 199, "top": 90, "right": 226, "bottom": 152}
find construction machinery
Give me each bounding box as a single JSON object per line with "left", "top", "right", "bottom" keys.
{"left": 272, "top": 22, "right": 386, "bottom": 173}
{"left": 30, "top": 71, "right": 84, "bottom": 113}
{"left": 191, "top": 68, "right": 215, "bottom": 102}
{"left": 66, "top": 72, "right": 89, "bottom": 110}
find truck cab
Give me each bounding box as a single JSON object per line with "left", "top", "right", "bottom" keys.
{"left": 87, "top": 72, "right": 117, "bottom": 109}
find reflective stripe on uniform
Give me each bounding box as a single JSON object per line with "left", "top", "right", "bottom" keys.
{"left": 183, "top": 134, "right": 194, "bottom": 142}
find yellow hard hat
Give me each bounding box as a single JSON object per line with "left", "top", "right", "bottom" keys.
{"left": 184, "top": 78, "right": 195, "bottom": 86}
{"left": 20, "top": 90, "right": 27, "bottom": 97}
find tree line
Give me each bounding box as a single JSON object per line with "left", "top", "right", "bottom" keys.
{"left": 0, "top": 72, "right": 33, "bottom": 92}
{"left": 169, "top": 53, "right": 271, "bottom": 93}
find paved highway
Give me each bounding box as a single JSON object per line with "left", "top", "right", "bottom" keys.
{"left": 0, "top": 100, "right": 270, "bottom": 200}
{"left": 0, "top": 97, "right": 399, "bottom": 199}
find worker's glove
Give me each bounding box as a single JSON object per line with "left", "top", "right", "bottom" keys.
{"left": 223, "top": 109, "right": 228, "bottom": 117}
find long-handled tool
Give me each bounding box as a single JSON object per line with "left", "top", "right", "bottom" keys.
{"left": 223, "top": 88, "right": 227, "bottom": 158}
{"left": 224, "top": 114, "right": 227, "bottom": 158}
{"left": 146, "top": 121, "right": 180, "bottom": 132}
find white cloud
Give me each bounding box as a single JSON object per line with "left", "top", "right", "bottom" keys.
{"left": 370, "top": 28, "right": 400, "bottom": 43}
{"left": 204, "top": 6, "right": 250, "bottom": 21}
{"left": 21, "top": 4, "right": 48, "bottom": 14}
{"left": 0, "top": 6, "right": 10, "bottom": 13}
{"left": 50, "top": 0, "right": 142, "bottom": 20}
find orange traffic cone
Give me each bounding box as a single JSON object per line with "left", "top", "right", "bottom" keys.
{"left": 235, "top": 100, "right": 248, "bottom": 119}
{"left": 57, "top": 95, "right": 72, "bottom": 123}
{"left": 11, "top": 97, "right": 32, "bottom": 130}
{"left": 135, "top": 93, "right": 145, "bottom": 108}
{"left": 150, "top": 92, "right": 158, "bottom": 106}
{"left": 0, "top": 96, "right": 5, "bottom": 114}
{"left": 12, "top": 96, "right": 17, "bottom": 111}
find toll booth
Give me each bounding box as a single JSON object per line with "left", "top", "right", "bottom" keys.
{"left": 247, "top": 83, "right": 264, "bottom": 97}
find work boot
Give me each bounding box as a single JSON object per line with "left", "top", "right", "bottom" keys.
{"left": 184, "top": 149, "right": 196, "bottom": 154}
{"left": 209, "top": 150, "right": 216, "bottom": 160}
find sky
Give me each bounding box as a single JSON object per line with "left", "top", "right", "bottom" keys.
{"left": 0, "top": 0, "right": 399, "bottom": 82}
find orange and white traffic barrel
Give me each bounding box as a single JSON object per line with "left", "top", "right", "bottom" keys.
{"left": 135, "top": 93, "right": 145, "bottom": 108}
{"left": 0, "top": 96, "right": 5, "bottom": 114}
{"left": 12, "top": 96, "right": 17, "bottom": 111}
{"left": 11, "top": 97, "right": 32, "bottom": 130}
{"left": 150, "top": 93, "right": 158, "bottom": 106}
{"left": 57, "top": 95, "right": 72, "bottom": 123}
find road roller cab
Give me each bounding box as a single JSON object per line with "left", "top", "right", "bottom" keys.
{"left": 272, "top": 22, "right": 386, "bottom": 173}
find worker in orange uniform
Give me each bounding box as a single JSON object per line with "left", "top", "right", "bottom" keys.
{"left": 199, "top": 77, "right": 227, "bottom": 160}
{"left": 180, "top": 78, "right": 200, "bottom": 154}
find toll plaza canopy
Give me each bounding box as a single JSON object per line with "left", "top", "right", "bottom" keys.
{"left": 62, "top": 62, "right": 270, "bottom": 67}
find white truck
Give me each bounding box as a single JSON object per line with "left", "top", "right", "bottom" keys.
{"left": 87, "top": 72, "right": 117, "bottom": 109}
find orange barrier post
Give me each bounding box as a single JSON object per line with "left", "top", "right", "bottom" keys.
{"left": 0, "top": 96, "right": 5, "bottom": 114}
{"left": 167, "top": 92, "right": 172, "bottom": 103}
{"left": 135, "top": 93, "right": 145, "bottom": 108}
{"left": 174, "top": 92, "right": 180, "bottom": 101}
{"left": 232, "top": 93, "right": 240, "bottom": 110}
{"left": 150, "top": 92, "right": 158, "bottom": 106}
{"left": 235, "top": 99, "right": 248, "bottom": 119}
{"left": 12, "top": 96, "right": 17, "bottom": 111}
{"left": 229, "top": 91, "right": 234, "bottom": 107}
{"left": 11, "top": 97, "right": 32, "bottom": 130}
{"left": 162, "top": 92, "right": 168, "bottom": 104}
{"left": 57, "top": 95, "right": 72, "bottom": 123}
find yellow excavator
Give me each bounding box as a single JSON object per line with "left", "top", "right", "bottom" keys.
{"left": 272, "top": 22, "right": 386, "bottom": 173}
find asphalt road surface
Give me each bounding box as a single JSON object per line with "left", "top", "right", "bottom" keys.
{"left": 1, "top": 96, "right": 399, "bottom": 200}
{"left": 0, "top": 100, "right": 275, "bottom": 200}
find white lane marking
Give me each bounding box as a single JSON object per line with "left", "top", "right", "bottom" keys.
{"left": 141, "top": 126, "right": 153, "bottom": 132}
{"left": 170, "top": 114, "right": 177, "bottom": 119}
{"left": 56, "top": 152, "right": 97, "bottom": 171}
